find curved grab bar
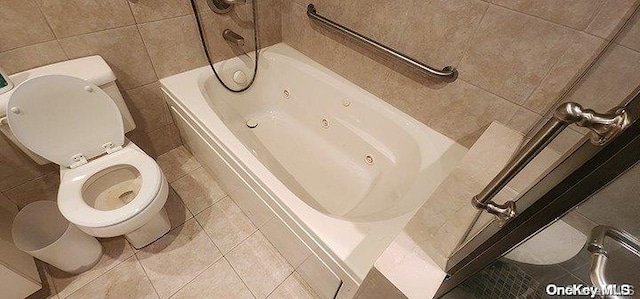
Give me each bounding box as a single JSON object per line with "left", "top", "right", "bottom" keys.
{"left": 587, "top": 226, "right": 640, "bottom": 299}
{"left": 306, "top": 4, "right": 458, "bottom": 82}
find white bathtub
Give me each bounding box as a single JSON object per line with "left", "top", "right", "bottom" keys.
{"left": 161, "top": 43, "right": 466, "bottom": 298}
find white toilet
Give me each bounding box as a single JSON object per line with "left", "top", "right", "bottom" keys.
{"left": 0, "top": 57, "right": 170, "bottom": 249}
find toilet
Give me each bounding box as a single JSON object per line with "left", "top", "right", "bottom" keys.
{"left": 0, "top": 57, "right": 170, "bottom": 249}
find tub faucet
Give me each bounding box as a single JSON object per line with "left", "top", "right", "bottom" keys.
{"left": 223, "top": 29, "right": 245, "bottom": 47}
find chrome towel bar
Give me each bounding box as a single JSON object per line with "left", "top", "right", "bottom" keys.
{"left": 306, "top": 4, "right": 458, "bottom": 82}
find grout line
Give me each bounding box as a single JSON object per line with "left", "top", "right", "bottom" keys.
{"left": 60, "top": 254, "right": 136, "bottom": 299}
{"left": 585, "top": 1, "right": 608, "bottom": 32}
{"left": 263, "top": 271, "right": 294, "bottom": 298}
{"left": 457, "top": 77, "right": 522, "bottom": 107}
{"left": 32, "top": 0, "right": 59, "bottom": 40}
{"left": 1, "top": 171, "right": 58, "bottom": 201}
{"left": 122, "top": 79, "right": 161, "bottom": 93}
{"left": 191, "top": 196, "right": 258, "bottom": 256}
{"left": 55, "top": 23, "right": 139, "bottom": 42}
{"left": 0, "top": 190, "right": 21, "bottom": 210}
{"left": 133, "top": 22, "right": 160, "bottom": 82}
{"left": 191, "top": 210, "right": 226, "bottom": 256}
{"left": 164, "top": 259, "right": 224, "bottom": 299}
{"left": 224, "top": 230, "right": 263, "bottom": 299}
{"left": 133, "top": 254, "right": 162, "bottom": 299}
{"left": 486, "top": 1, "right": 597, "bottom": 33}
{"left": 453, "top": 2, "right": 491, "bottom": 69}
{"left": 136, "top": 13, "right": 196, "bottom": 27}
{"left": 520, "top": 38, "right": 576, "bottom": 109}
{"left": 135, "top": 217, "right": 221, "bottom": 298}
{"left": 53, "top": 40, "right": 70, "bottom": 60}
{"left": 224, "top": 256, "right": 259, "bottom": 299}
{"left": 613, "top": 41, "right": 640, "bottom": 54}
{"left": 171, "top": 205, "right": 261, "bottom": 298}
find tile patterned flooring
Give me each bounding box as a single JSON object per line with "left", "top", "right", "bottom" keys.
{"left": 40, "top": 146, "right": 320, "bottom": 299}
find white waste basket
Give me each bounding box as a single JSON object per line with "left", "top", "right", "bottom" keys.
{"left": 12, "top": 201, "right": 102, "bottom": 273}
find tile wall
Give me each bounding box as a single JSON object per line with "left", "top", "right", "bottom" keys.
{"left": 0, "top": 0, "right": 281, "bottom": 208}
{"left": 281, "top": 0, "right": 640, "bottom": 149}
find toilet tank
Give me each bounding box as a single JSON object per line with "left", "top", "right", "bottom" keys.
{"left": 0, "top": 56, "right": 136, "bottom": 164}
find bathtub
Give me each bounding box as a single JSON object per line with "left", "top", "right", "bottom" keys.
{"left": 160, "top": 43, "right": 466, "bottom": 298}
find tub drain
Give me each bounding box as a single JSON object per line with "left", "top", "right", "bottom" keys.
{"left": 246, "top": 119, "right": 258, "bottom": 128}
{"left": 365, "top": 154, "right": 375, "bottom": 165}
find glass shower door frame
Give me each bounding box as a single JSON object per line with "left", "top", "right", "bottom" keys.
{"left": 436, "top": 91, "right": 640, "bottom": 297}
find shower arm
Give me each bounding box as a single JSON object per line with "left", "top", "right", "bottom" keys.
{"left": 588, "top": 226, "right": 640, "bottom": 299}
{"left": 471, "top": 102, "right": 630, "bottom": 223}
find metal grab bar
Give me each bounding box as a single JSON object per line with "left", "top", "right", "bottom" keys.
{"left": 471, "top": 102, "right": 630, "bottom": 222}
{"left": 306, "top": 4, "right": 458, "bottom": 82}
{"left": 588, "top": 226, "right": 640, "bottom": 299}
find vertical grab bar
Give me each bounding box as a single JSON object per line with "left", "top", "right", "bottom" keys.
{"left": 471, "top": 102, "right": 630, "bottom": 222}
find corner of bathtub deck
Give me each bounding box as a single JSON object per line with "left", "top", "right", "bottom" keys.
{"left": 361, "top": 122, "right": 563, "bottom": 299}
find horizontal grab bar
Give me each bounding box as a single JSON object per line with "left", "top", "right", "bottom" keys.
{"left": 306, "top": 4, "right": 458, "bottom": 82}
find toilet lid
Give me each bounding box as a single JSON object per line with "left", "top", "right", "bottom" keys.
{"left": 7, "top": 75, "right": 124, "bottom": 167}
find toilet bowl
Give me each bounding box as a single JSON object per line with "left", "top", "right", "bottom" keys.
{"left": 5, "top": 71, "right": 171, "bottom": 249}
{"left": 57, "top": 143, "right": 170, "bottom": 248}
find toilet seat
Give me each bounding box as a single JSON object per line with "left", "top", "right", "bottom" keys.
{"left": 57, "top": 145, "right": 163, "bottom": 229}
{"left": 7, "top": 75, "right": 124, "bottom": 168}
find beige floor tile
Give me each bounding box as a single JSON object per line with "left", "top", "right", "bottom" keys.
{"left": 227, "top": 232, "right": 294, "bottom": 299}
{"left": 195, "top": 197, "right": 257, "bottom": 254}
{"left": 66, "top": 256, "right": 158, "bottom": 299}
{"left": 171, "top": 167, "right": 226, "bottom": 215}
{"left": 136, "top": 218, "right": 222, "bottom": 299}
{"left": 49, "top": 237, "right": 134, "bottom": 298}
{"left": 165, "top": 187, "right": 193, "bottom": 229}
{"left": 169, "top": 258, "right": 254, "bottom": 299}
{"left": 267, "top": 272, "right": 320, "bottom": 299}
{"left": 33, "top": 260, "right": 58, "bottom": 299}
{"left": 157, "top": 146, "right": 202, "bottom": 183}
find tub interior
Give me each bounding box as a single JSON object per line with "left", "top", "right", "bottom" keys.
{"left": 200, "top": 50, "right": 449, "bottom": 221}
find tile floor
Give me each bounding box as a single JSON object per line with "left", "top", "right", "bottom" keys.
{"left": 39, "top": 146, "right": 321, "bottom": 299}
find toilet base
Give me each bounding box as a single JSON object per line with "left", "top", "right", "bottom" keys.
{"left": 125, "top": 207, "right": 171, "bottom": 249}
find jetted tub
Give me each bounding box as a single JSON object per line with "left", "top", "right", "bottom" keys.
{"left": 161, "top": 43, "right": 466, "bottom": 298}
